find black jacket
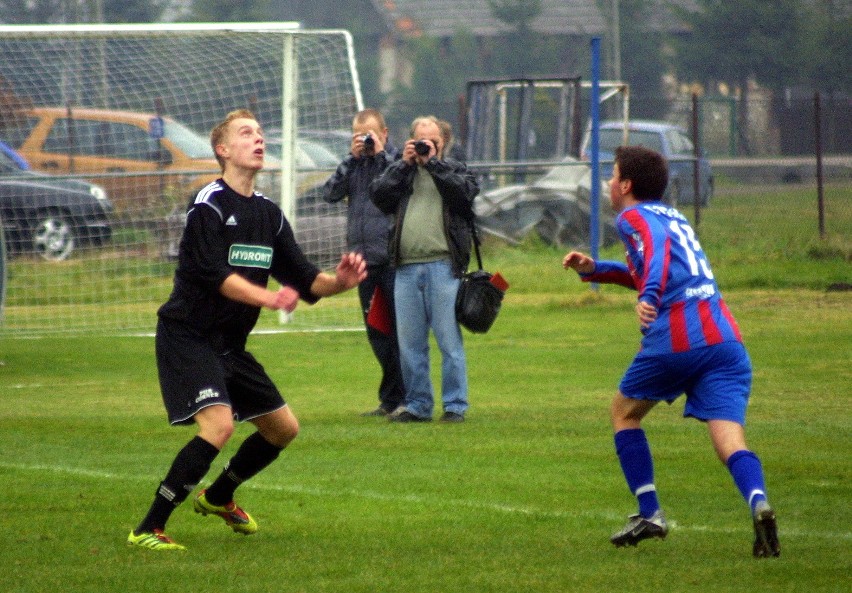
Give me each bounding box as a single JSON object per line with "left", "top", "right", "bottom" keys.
{"left": 321, "top": 143, "right": 399, "bottom": 266}
{"left": 370, "top": 156, "right": 479, "bottom": 277}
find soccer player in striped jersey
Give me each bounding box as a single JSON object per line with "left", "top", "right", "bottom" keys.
{"left": 562, "top": 145, "right": 779, "bottom": 558}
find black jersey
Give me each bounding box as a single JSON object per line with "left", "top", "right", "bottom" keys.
{"left": 158, "top": 179, "right": 321, "bottom": 350}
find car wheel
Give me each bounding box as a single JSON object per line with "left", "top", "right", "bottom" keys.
{"left": 31, "top": 210, "right": 76, "bottom": 261}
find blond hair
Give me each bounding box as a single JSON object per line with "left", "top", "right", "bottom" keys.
{"left": 353, "top": 108, "right": 386, "bottom": 130}
{"left": 210, "top": 108, "right": 256, "bottom": 172}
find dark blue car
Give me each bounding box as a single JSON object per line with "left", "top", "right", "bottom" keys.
{"left": 582, "top": 120, "right": 714, "bottom": 205}
{"left": 0, "top": 147, "right": 113, "bottom": 261}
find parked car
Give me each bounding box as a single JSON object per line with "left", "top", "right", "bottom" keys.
{"left": 10, "top": 107, "right": 278, "bottom": 216}
{"left": 475, "top": 157, "right": 619, "bottom": 248}
{"left": 0, "top": 146, "right": 112, "bottom": 261}
{"left": 581, "top": 120, "right": 714, "bottom": 205}
{"left": 297, "top": 129, "right": 352, "bottom": 160}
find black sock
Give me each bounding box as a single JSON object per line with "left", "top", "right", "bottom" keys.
{"left": 204, "top": 432, "right": 283, "bottom": 506}
{"left": 135, "top": 436, "right": 220, "bottom": 534}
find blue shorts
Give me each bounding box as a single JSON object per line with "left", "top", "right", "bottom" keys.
{"left": 619, "top": 341, "right": 752, "bottom": 424}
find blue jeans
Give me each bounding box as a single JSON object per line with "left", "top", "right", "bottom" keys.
{"left": 394, "top": 260, "right": 468, "bottom": 418}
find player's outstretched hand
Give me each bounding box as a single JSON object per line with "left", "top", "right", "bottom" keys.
{"left": 271, "top": 285, "right": 299, "bottom": 313}
{"left": 563, "top": 251, "right": 595, "bottom": 274}
{"left": 335, "top": 252, "right": 367, "bottom": 290}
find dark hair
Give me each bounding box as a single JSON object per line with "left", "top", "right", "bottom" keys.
{"left": 614, "top": 145, "right": 668, "bottom": 201}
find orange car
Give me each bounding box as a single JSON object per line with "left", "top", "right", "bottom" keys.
{"left": 12, "top": 107, "right": 277, "bottom": 216}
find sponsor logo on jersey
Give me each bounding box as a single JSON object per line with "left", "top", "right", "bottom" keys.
{"left": 685, "top": 283, "right": 716, "bottom": 299}
{"left": 643, "top": 203, "right": 688, "bottom": 222}
{"left": 195, "top": 387, "right": 220, "bottom": 404}
{"left": 226, "top": 215, "right": 238, "bottom": 226}
{"left": 228, "top": 244, "right": 273, "bottom": 269}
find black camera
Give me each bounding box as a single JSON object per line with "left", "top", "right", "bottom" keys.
{"left": 362, "top": 134, "right": 375, "bottom": 149}
{"left": 413, "top": 140, "right": 431, "bottom": 156}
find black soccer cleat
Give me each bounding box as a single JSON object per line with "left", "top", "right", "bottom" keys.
{"left": 610, "top": 510, "right": 669, "bottom": 548}
{"left": 752, "top": 501, "right": 780, "bottom": 558}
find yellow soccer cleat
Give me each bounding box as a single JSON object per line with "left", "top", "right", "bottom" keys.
{"left": 127, "top": 529, "right": 186, "bottom": 551}
{"left": 193, "top": 489, "right": 258, "bottom": 535}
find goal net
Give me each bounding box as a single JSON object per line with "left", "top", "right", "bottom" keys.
{"left": 0, "top": 23, "right": 363, "bottom": 336}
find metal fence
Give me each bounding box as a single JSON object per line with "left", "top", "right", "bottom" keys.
{"left": 390, "top": 91, "right": 852, "bottom": 160}
{"left": 465, "top": 157, "right": 850, "bottom": 249}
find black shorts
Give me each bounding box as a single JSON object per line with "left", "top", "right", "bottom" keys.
{"left": 156, "top": 318, "right": 286, "bottom": 425}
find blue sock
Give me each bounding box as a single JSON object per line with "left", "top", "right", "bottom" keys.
{"left": 614, "top": 428, "right": 660, "bottom": 518}
{"left": 727, "top": 450, "right": 767, "bottom": 512}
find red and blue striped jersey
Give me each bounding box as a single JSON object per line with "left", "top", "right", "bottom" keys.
{"left": 581, "top": 202, "right": 743, "bottom": 355}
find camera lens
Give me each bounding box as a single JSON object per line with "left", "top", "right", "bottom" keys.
{"left": 414, "top": 140, "right": 430, "bottom": 156}
{"left": 363, "top": 134, "right": 374, "bottom": 148}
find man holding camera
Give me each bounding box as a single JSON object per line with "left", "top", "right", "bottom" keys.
{"left": 370, "top": 115, "right": 479, "bottom": 423}
{"left": 322, "top": 108, "right": 405, "bottom": 417}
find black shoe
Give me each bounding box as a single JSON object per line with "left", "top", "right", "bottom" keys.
{"left": 439, "top": 411, "right": 465, "bottom": 423}
{"left": 388, "top": 410, "right": 431, "bottom": 423}
{"left": 752, "top": 501, "right": 780, "bottom": 558}
{"left": 361, "top": 407, "right": 389, "bottom": 417}
{"left": 610, "top": 511, "right": 669, "bottom": 547}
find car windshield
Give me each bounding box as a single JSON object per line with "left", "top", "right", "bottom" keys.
{"left": 298, "top": 139, "right": 339, "bottom": 168}
{"left": 164, "top": 120, "right": 213, "bottom": 159}
{"left": 599, "top": 129, "right": 664, "bottom": 153}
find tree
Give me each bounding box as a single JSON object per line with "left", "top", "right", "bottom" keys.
{"left": 0, "top": 0, "right": 167, "bottom": 23}
{"left": 387, "top": 30, "right": 480, "bottom": 129}
{"left": 487, "top": 0, "right": 542, "bottom": 30}
{"left": 267, "top": 0, "right": 390, "bottom": 108}
{"left": 102, "top": 0, "right": 168, "bottom": 23}
{"left": 672, "top": 0, "right": 802, "bottom": 154}
{"left": 0, "top": 0, "right": 62, "bottom": 23}
{"left": 613, "top": 0, "right": 670, "bottom": 119}
{"left": 486, "top": 0, "right": 543, "bottom": 76}
{"left": 187, "top": 0, "right": 271, "bottom": 22}
{"left": 797, "top": 1, "right": 852, "bottom": 93}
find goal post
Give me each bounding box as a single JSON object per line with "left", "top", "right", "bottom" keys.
{"left": 0, "top": 23, "right": 364, "bottom": 336}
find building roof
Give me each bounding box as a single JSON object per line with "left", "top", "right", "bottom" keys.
{"left": 367, "top": 0, "right": 698, "bottom": 38}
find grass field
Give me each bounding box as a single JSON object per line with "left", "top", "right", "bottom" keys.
{"left": 1, "top": 185, "right": 850, "bottom": 592}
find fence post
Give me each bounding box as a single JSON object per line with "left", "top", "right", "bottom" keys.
{"left": 589, "top": 37, "right": 602, "bottom": 293}
{"left": 0, "top": 212, "right": 5, "bottom": 327}
{"left": 814, "top": 91, "right": 825, "bottom": 239}
{"left": 691, "top": 93, "right": 701, "bottom": 228}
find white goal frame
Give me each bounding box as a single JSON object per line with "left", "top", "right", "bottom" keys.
{"left": 0, "top": 23, "right": 364, "bottom": 336}
{"left": 0, "top": 22, "right": 364, "bottom": 229}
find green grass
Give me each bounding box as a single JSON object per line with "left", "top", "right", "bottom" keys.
{"left": 2, "top": 214, "right": 850, "bottom": 592}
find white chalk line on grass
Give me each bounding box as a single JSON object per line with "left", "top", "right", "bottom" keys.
{"left": 2, "top": 381, "right": 106, "bottom": 390}
{"left": 2, "top": 461, "right": 848, "bottom": 541}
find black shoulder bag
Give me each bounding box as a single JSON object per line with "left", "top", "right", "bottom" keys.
{"left": 455, "top": 222, "right": 506, "bottom": 334}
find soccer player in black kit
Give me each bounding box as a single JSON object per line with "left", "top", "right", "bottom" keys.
{"left": 128, "top": 109, "right": 366, "bottom": 550}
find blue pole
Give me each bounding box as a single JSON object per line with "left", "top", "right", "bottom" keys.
{"left": 589, "top": 37, "right": 601, "bottom": 291}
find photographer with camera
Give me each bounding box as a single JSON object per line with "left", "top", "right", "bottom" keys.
{"left": 322, "top": 108, "right": 405, "bottom": 417}
{"left": 370, "top": 115, "right": 479, "bottom": 423}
